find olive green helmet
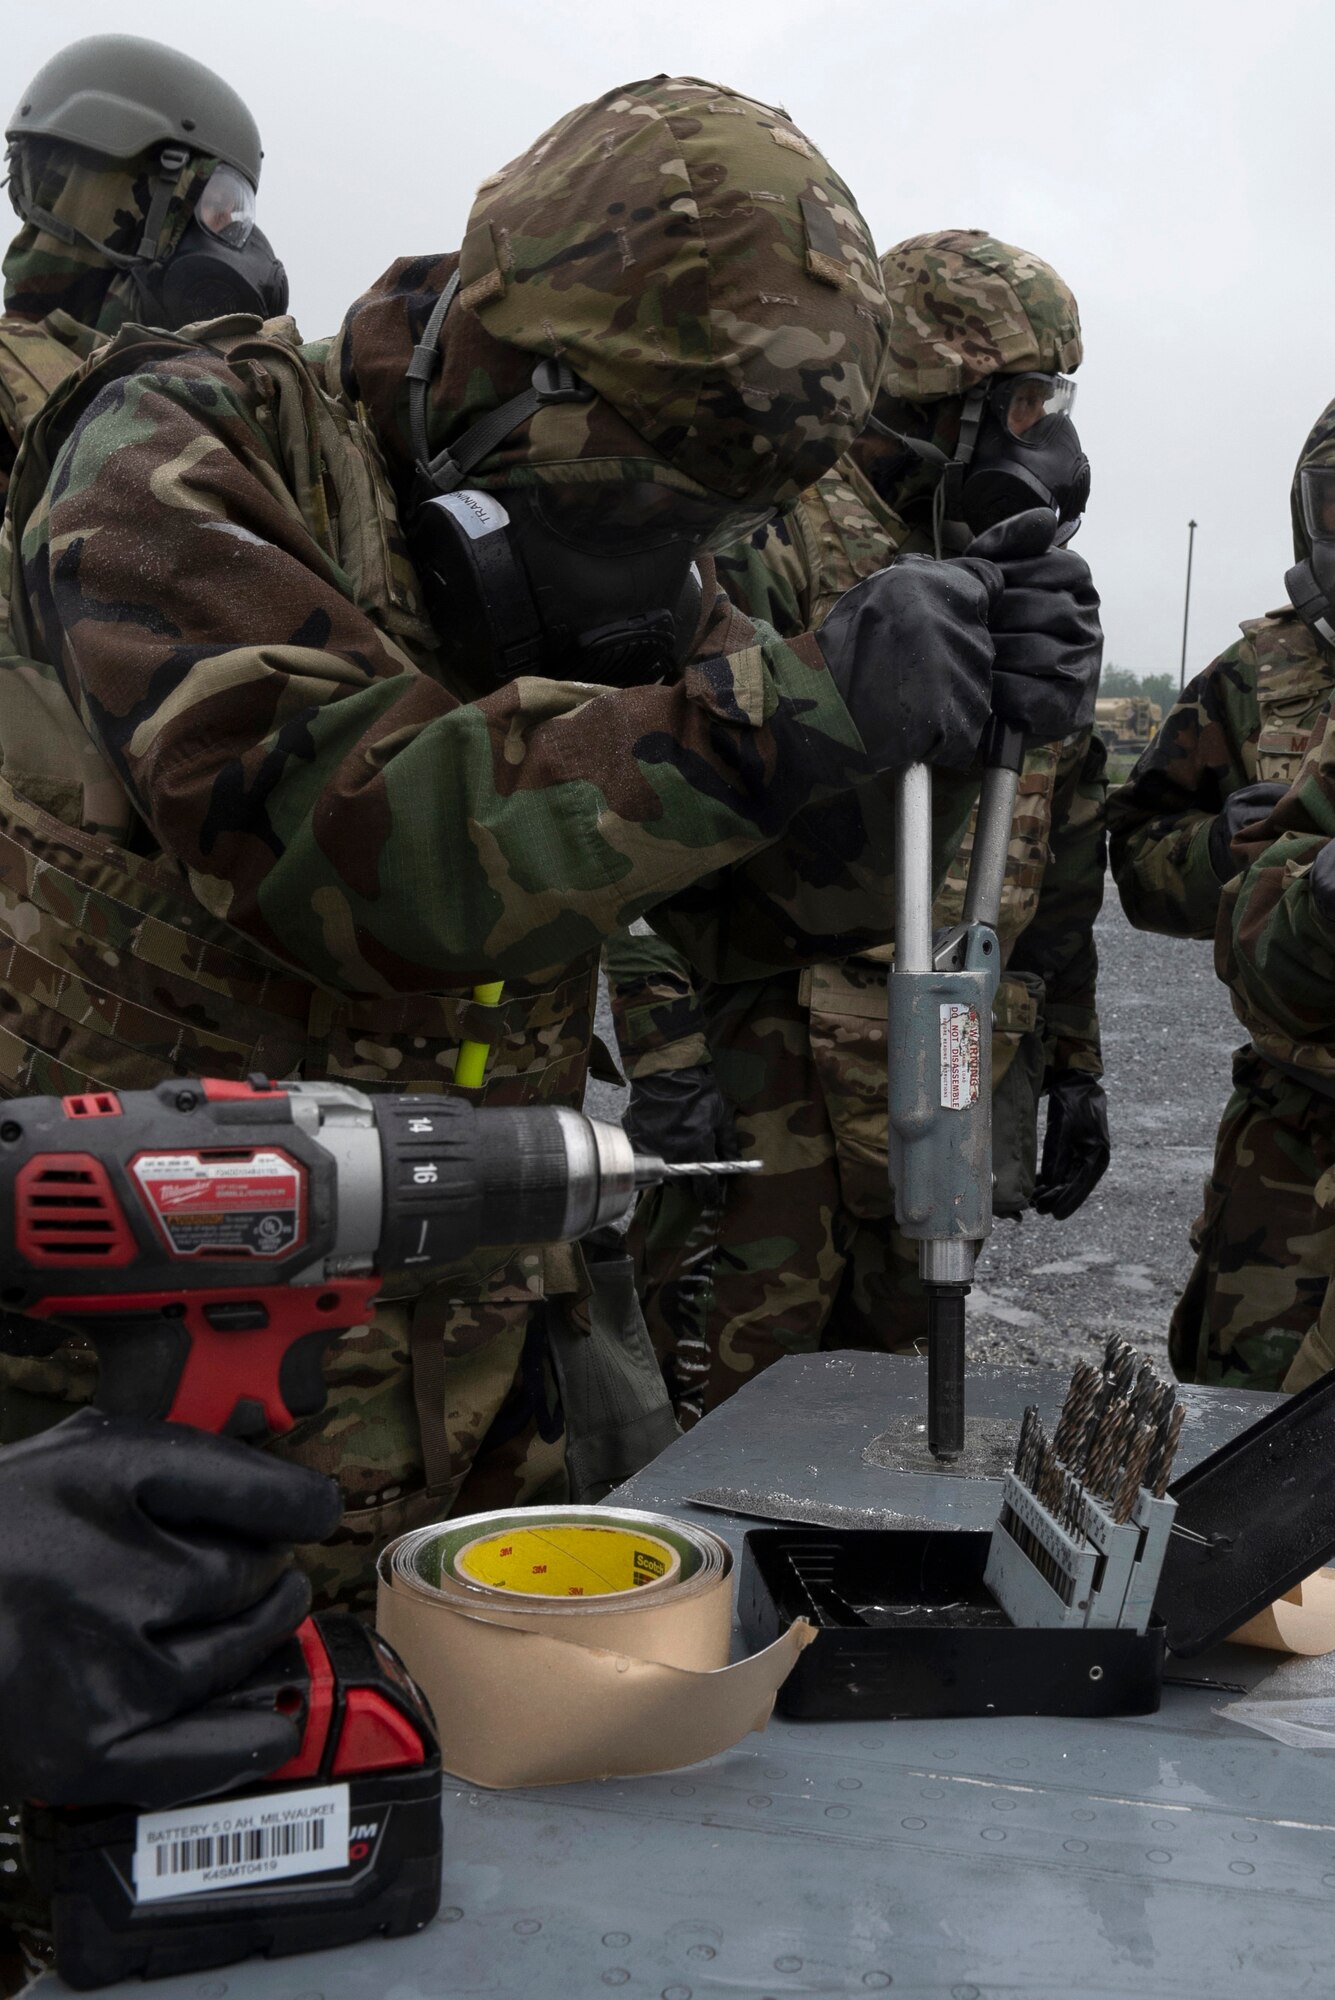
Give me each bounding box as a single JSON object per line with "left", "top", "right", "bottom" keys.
{"left": 6, "top": 35, "right": 262, "bottom": 185}
{"left": 879, "top": 228, "right": 1082, "bottom": 402}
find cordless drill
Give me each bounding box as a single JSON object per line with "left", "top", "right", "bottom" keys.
{"left": 0, "top": 1075, "right": 752, "bottom": 1986}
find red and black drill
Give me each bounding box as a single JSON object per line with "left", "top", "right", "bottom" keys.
{"left": 0, "top": 1075, "right": 746, "bottom": 1985}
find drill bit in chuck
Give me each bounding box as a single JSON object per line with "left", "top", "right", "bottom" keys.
{"left": 635, "top": 1157, "right": 763, "bottom": 1183}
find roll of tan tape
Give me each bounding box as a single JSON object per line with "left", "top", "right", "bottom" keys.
{"left": 377, "top": 1507, "right": 814, "bottom": 1788}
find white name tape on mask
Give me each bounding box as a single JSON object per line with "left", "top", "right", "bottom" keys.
{"left": 132, "top": 1783, "right": 349, "bottom": 1903}
{"left": 439, "top": 489, "right": 510, "bottom": 539}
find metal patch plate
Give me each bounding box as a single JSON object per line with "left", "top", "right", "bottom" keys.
{"left": 863, "top": 1410, "right": 1018, "bottom": 1479}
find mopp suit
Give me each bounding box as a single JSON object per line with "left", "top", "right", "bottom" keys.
{"left": 0, "top": 76, "right": 984, "bottom": 1613}
{"left": 1220, "top": 697, "right": 1335, "bottom": 1392}
{"left": 1108, "top": 399, "right": 1335, "bottom": 1390}
{"left": 606, "top": 231, "right": 1107, "bottom": 1423}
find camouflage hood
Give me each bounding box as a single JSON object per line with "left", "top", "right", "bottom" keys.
{"left": 1291, "top": 396, "right": 1335, "bottom": 566}
{"left": 3, "top": 136, "right": 216, "bottom": 332}
{"left": 336, "top": 77, "right": 890, "bottom": 512}
{"left": 850, "top": 389, "right": 969, "bottom": 539}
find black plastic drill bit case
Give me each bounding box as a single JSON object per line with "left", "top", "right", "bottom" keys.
{"left": 739, "top": 1371, "right": 1335, "bottom": 1721}
{"left": 738, "top": 1527, "right": 1167, "bottom": 1721}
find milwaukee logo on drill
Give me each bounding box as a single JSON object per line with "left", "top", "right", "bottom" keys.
{"left": 131, "top": 1150, "right": 305, "bottom": 1258}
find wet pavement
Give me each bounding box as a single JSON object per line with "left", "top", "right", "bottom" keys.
{"left": 588, "top": 883, "right": 1242, "bottom": 1377}
{"left": 965, "top": 890, "right": 1238, "bottom": 1372}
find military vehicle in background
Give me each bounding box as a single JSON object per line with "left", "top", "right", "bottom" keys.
{"left": 1095, "top": 694, "right": 1162, "bottom": 751}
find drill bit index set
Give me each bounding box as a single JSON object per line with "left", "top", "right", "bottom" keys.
{"left": 985, "top": 1340, "right": 1186, "bottom": 1636}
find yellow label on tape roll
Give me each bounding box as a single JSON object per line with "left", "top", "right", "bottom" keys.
{"left": 453, "top": 1524, "right": 680, "bottom": 1598}
{"left": 376, "top": 1506, "right": 818, "bottom": 1789}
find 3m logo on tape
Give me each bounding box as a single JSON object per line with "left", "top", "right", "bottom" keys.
{"left": 132, "top": 1784, "right": 349, "bottom": 1903}
{"left": 939, "top": 1004, "right": 981, "bottom": 1110}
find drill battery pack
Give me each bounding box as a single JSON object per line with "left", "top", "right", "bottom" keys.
{"left": 23, "top": 1614, "right": 443, "bottom": 1989}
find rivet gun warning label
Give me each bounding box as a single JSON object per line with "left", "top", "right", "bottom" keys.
{"left": 939, "top": 1004, "right": 981, "bottom": 1110}
{"left": 131, "top": 1150, "right": 304, "bottom": 1257}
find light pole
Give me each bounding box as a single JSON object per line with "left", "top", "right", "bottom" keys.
{"left": 1179, "top": 518, "right": 1198, "bottom": 692}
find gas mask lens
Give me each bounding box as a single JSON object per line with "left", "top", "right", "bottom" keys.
{"left": 530, "top": 480, "right": 774, "bottom": 557}
{"left": 989, "top": 372, "right": 1077, "bottom": 440}
{"left": 1300, "top": 466, "right": 1335, "bottom": 545}
{"left": 193, "top": 164, "right": 256, "bottom": 249}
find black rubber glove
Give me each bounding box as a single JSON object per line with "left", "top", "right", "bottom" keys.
{"left": 816, "top": 551, "right": 1000, "bottom": 771}
{"left": 625, "top": 1064, "right": 737, "bottom": 1165}
{"left": 965, "top": 510, "right": 1103, "bottom": 742}
{"left": 0, "top": 1408, "right": 342, "bottom": 1809}
{"left": 1032, "top": 1073, "right": 1111, "bottom": 1221}
{"left": 1208, "top": 780, "right": 1289, "bottom": 882}
{"left": 1312, "top": 836, "right": 1335, "bottom": 923}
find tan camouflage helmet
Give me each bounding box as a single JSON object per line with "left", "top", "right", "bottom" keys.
{"left": 450, "top": 76, "right": 891, "bottom": 508}
{"left": 879, "top": 229, "right": 1082, "bottom": 402}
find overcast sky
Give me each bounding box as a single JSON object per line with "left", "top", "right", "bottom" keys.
{"left": 8, "top": 0, "right": 1333, "bottom": 687}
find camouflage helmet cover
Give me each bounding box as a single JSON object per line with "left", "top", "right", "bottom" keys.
{"left": 7, "top": 35, "right": 262, "bottom": 186}
{"left": 452, "top": 76, "right": 891, "bottom": 508}
{"left": 879, "top": 228, "right": 1082, "bottom": 403}
{"left": 1290, "top": 397, "right": 1335, "bottom": 567}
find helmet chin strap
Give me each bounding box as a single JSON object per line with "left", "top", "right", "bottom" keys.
{"left": 407, "top": 269, "right": 593, "bottom": 497}
{"left": 865, "top": 395, "right": 982, "bottom": 557}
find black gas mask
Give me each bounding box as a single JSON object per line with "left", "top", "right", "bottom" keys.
{"left": 413, "top": 483, "right": 717, "bottom": 689}
{"left": 134, "top": 162, "right": 288, "bottom": 324}
{"left": 1286, "top": 465, "right": 1335, "bottom": 648}
{"left": 404, "top": 271, "right": 769, "bottom": 690}
{"left": 873, "top": 370, "right": 1090, "bottom": 555}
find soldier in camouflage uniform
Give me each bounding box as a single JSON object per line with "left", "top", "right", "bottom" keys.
{"left": 1107, "top": 401, "right": 1335, "bottom": 1390}
{"left": 0, "top": 34, "right": 287, "bottom": 508}
{"left": 1216, "top": 664, "right": 1335, "bottom": 1392}
{"left": 607, "top": 231, "right": 1108, "bottom": 1422}
{"left": 0, "top": 78, "right": 1088, "bottom": 1623}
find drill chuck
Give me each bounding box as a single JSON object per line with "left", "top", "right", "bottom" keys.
{"left": 372, "top": 1098, "right": 639, "bottom": 1275}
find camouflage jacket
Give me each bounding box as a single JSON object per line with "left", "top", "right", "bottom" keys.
{"left": 0, "top": 311, "right": 99, "bottom": 504}
{"left": 1107, "top": 608, "right": 1335, "bottom": 939}
{"left": 609, "top": 456, "right": 1107, "bottom": 1082}
{"left": 0, "top": 305, "right": 961, "bottom": 1112}
{"left": 1219, "top": 700, "right": 1335, "bottom": 1081}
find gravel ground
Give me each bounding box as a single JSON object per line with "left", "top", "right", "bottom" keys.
{"left": 585, "top": 883, "right": 1243, "bottom": 1378}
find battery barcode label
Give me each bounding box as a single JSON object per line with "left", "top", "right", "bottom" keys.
{"left": 133, "top": 1783, "right": 349, "bottom": 1904}
{"left": 156, "top": 1818, "right": 326, "bottom": 1876}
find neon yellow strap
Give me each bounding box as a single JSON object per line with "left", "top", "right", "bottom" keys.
{"left": 454, "top": 981, "right": 505, "bottom": 1088}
